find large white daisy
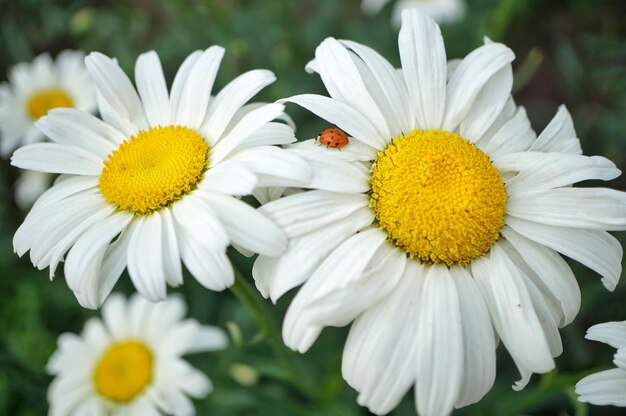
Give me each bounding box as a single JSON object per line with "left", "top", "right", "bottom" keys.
{"left": 11, "top": 48, "right": 311, "bottom": 309}
{"left": 362, "top": 0, "right": 465, "bottom": 26}
{"left": 253, "top": 10, "right": 626, "bottom": 416}
{"left": 47, "top": 293, "right": 227, "bottom": 415}
{"left": 575, "top": 321, "right": 626, "bottom": 408}
{"left": 0, "top": 50, "right": 97, "bottom": 207}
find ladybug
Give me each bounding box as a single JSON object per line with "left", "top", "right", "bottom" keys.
{"left": 316, "top": 127, "right": 349, "bottom": 149}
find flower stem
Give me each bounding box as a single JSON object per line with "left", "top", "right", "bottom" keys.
{"left": 229, "top": 267, "right": 319, "bottom": 400}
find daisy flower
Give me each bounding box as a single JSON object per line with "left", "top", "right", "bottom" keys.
{"left": 362, "top": 0, "right": 465, "bottom": 27}
{"left": 47, "top": 293, "right": 227, "bottom": 415}
{"left": 253, "top": 10, "right": 626, "bottom": 415}
{"left": 0, "top": 50, "right": 96, "bottom": 207}
{"left": 575, "top": 321, "right": 626, "bottom": 407}
{"left": 11, "top": 48, "right": 311, "bottom": 309}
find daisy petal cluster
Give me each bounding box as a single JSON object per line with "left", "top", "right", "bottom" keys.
{"left": 0, "top": 51, "right": 96, "bottom": 208}
{"left": 362, "top": 0, "right": 465, "bottom": 26}
{"left": 11, "top": 48, "right": 311, "bottom": 309}
{"left": 575, "top": 321, "right": 626, "bottom": 407}
{"left": 253, "top": 10, "right": 626, "bottom": 415}
{"left": 47, "top": 293, "right": 227, "bottom": 415}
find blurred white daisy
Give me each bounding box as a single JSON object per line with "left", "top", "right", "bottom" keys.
{"left": 47, "top": 293, "right": 227, "bottom": 415}
{"left": 253, "top": 10, "right": 626, "bottom": 416}
{"left": 576, "top": 321, "right": 626, "bottom": 407}
{"left": 362, "top": 0, "right": 465, "bottom": 27}
{"left": 11, "top": 48, "right": 310, "bottom": 309}
{"left": 0, "top": 50, "right": 96, "bottom": 208}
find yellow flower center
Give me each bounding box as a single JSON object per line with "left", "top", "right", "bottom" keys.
{"left": 26, "top": 88, "right": 74, "bottom": 119}
{"left": 99, "top": 125, "right": 209, "bottom": 215}
{"left": 93, "top": 340, "right": 153, "bottom": 403}
{"left": 370, "top": 129, "right": 507, "bottom": 266}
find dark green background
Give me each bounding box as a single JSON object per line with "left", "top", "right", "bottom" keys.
{"left": 0, "top": 0, "right": 625, "bottom": 414}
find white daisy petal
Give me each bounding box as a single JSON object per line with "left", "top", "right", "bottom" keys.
{"left": 98, "top": 227, "right": 134, "bottom": 303}
{"left": 288, "top": 228, "right": 390, "bottom": 328}
{"left": 64, "top": 211, "right": 133, "bottom": 309}
{"left": 209, "top": 103, "right": 287, "bottom": 164}
{"left": 12, "top": 143, "right": 103, "bottom": 175}
{"left": 172, "top": 194, "right": 229, "bottom": 252}
{"left": 228, "top": 121, "right": 296, "bottom": 147}
{"left": 31, "top": 176, "right": 98, "bottom": 211}
{"left": 305, "top": 244, "right": 406, "bottom": 327}
{"left": 399, "top": 10, "right": 447, "bottom": 129}
{"left": 415, "top": 265, "right": 463, "bottom": 416}
{"left": 340, "top": 39, "right": 414, "bottom": 133}
{"left": 507, "top": 217, "right": 622, "bottom": 291}
{"left": 96, "top": 89, "right": 136, "bottom": 138}
{"left": 177, "top": 235, "right": 233, "bottom": 291}
{"left": 135, "top": 50, "right": 170, "bottom": 126}
{"left": 201, "top": 69, "right": 276, "bottom": 146}
{"left": 14, "top": 170, "right": 52, "bottom": 209}
{"left": 450, "top": 266, "right": 496, "bottom": 408}
{"left": 226, "top": 146, "right": 312, "bottom": 188}
{"left": 46, "top": 202, "right": 115, "bottom": 277}
{"left": 47, "top": 376, "right": 92, "bottom": 416}
{"left": 101, "top": 293, "right": 130, "bottom": 340}
{"left": 289, "top": 148, "right": 370, "bottom": 193}
{"left": 199, "top": 160, "right": 258, "bottom": 196}
{"left": 496, "top": 152, "right": 619, "bottom": 194}
{"left": 576, "top": 368, "right": 626, "bottom": 407}
{"left": 288, "top": 137, "right": 378, "bottom": 162}
{"left": 17, "top": 192, "right": 111, "bottom": 271}
{"left": 226, "top": 103, "right": 296, "bottom": 133}
{"left": 530, "top": 105, "right": 581, "bottom": 154}
{"left": 282, "top": 228, "right": 387, "bottom": 353}
{"left": 85, "top": 52, "right": 149, "bottom": 132}
{"left": 442, "top": 42, "right": 515, "bottom": 131}
{"left": 169, "top": 50, "right": 202, "bottom": 118}
{"left": 160, "top": 209, "right": 183, "bottom": 287}
{"left": 162, "top": 390, "right": 194, "bottom": 416}
{"left": 280, "top": 94, "right": 386, "bottom": 149}
{"left": 316, "top": 38, "right": 390, "bottom": 138}
{"left": 472, "top": 244, "right": 554, "bottom": 376}
{"left": 503, "top": 226, "right": 581, "bottom": 326}
{"left": 200, "top": 191, "right": 287, "bottom": 257}
{"left": 145, "top": 295, "right": 187, "bottom": 341}
{"left": 127, "top": 215, "right": 167, "bottom": 302}
{"left": 507, "top": 188, "right": 626, "bottom": 231}
{"left": 499, "top": 241, "right": 563, "bottom": 357}
{"left": 171, "top": 46, "right": 224, "bottom": 129}
{"left": 253, "top": 207, "right": 374, "bottom": 302}
{"left": 342, "top": 262, "right": 423, "bottom": 415}
{"left": 186, "top": 326, "right": 229, "bottom": 354}
{"left": 460, "top": 64, "right": 513, "bottom": 142}
{"left": 613, "top": 349, "right": 626, "bottom": 370}
{"left": 586, "top": 321, "right": 626, "bottom": 350}
{"left": 36, "top": 108, "right": 121, "bottom": 156}
{"left": 480, "top": 106, "right": 535, "bottom": 156}
{"left": 257, "top": 190, "right": 370, "bottom": 238}
{"left": 163, "top": 359, "right": 213, "bottom": 398}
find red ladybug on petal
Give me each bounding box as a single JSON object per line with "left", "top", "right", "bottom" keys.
{"left": 316, "top": 127, "right": 349, "bottom": 149}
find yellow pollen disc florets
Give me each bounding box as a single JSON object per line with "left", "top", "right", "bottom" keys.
{"left": 99, "top": 125, "right": 209, "bottom": 215}
{"left": 93, "top": 340, "right": 153, "bottom": 403}
{"left": 370, "top": 129, "right": 507, "bottom": 266}
{"left": 26, "top": 88, "right": 74, "bottom": 119}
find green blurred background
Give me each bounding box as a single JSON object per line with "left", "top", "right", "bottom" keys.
{"left": 0, "top": 0, "right": 625, "bottom": 414}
